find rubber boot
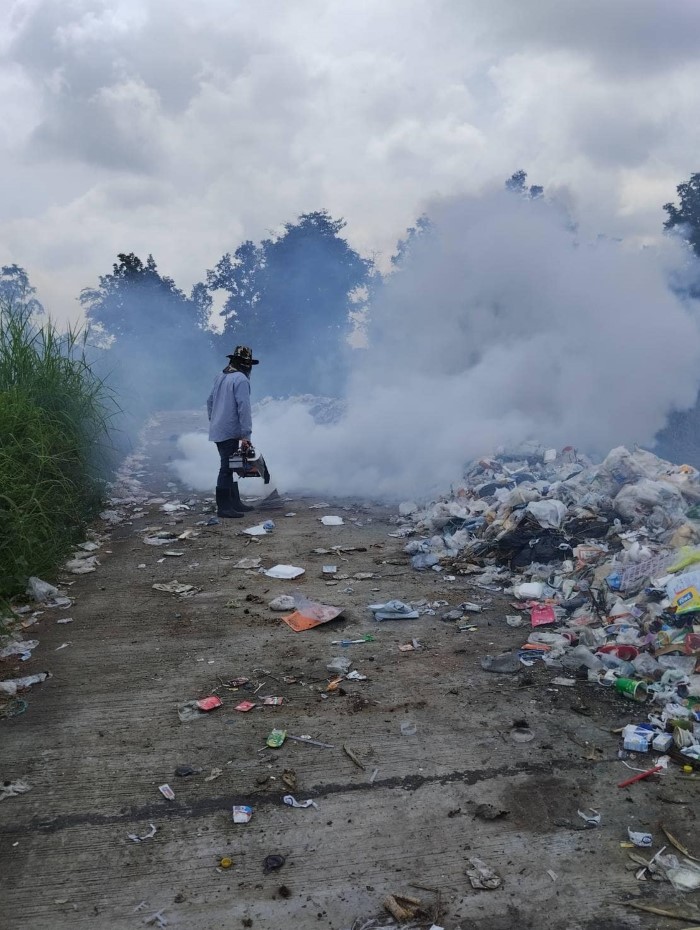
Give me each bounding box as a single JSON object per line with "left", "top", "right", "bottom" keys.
{"left": 216, "top": 487, "right": 243, "bottom": 518}
{"left": 231, "top": 481, "right": 254, "bottom": 512}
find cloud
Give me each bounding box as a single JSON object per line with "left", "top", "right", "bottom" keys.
{"left": 1, "top": 0, "right": 700, "bottom": 320}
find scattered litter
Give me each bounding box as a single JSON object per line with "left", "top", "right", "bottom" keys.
{"left": 205, "top": 768, "right": 223, "bottom": 782}
{"left": 160, "top": 502, "right": 189, "bottom": 512}
{"left": 262, "top": 696, "right": 284, "bottom": 706}
{"left": 577, "top": 808, "right": 601, "bottom": 827}
{"left": 266, "top": 728, "right": 287, "bottom": 748}
{"left": 383, "top": 893, "right": 422, "bottom": 921}
{"left": 322, "top": 565, "right": 337, "bottom": 575}
{"left": 327, "top": 657, "right": 351, "bottom": 674}
{"left": 506, "top": 615, "right": 524, "bottom": 628}
{"left": 510, "top": 724, "right": 534, "bottom": 743}
{"left": 480, "top": 653, "right": 521, "bottom": 673}
{"left": 26, "top": 576, "right": 58, "bottom": 602}
{"left": 196, "top": 696, "right": 223, "bottom": 712}
{"left": 263, "top": 854, "right": 285, "bottom": 873}
{"left": 0, "top": 673, "right": 50, "bottom": 696}
{"left": 127, "top": 824, "right": 157, "bottom": 843}
{"left": 177, "top": 701, "right": 206, "bottom": 722}
{"left": 158, "top": 784, "right": 175, "bottom": 801}
{"left": 551, "top": 677, "right": 576, "bottom": 687}
{"left": 530, "top": 604, "right": 556, "bottom": 627}
{"left": 277, "top": 771, "right": 296, "bottom": 794}
{"left": 332, "top": 634, "right": 375, "bottom": 645}
{"left": 264, "top": 565, "right": 305, "bottom": 580}
{"left": 286, "top": 734, "right": 335, "bottom": 749}
{"left": 174, "top": 764, "right": 199, "bottom": 777}
{"left": 55, "top": 642, "right": 71, "bottom": 651}
{"left": 400, "top": 720, "right": 417, "bottom": 736}
{"left": 0, "top": 780, "right": 30, "bottom": 801}
{"left": 466, "top": 857, "right": 502, "bottom": 890}
{"left": 269, "top": 595, "right": 296, "bottom": 611}
{"left": 65, "top": 556, "right": 98, "bottom": 574}
{"left": 219, "top": 857, "right": 233, "bottom": 869}
{"left": 56, "top": 617, "right": 74, "bottom": 625}
{"left": 321, "top": 516, "right": 344, "bottom": 526}
{"left": 234, "top": 557, "right": 262, "bottom": 569}
{"left": 547, "top": 869, "right": 558, "bottom": 882}
{"left": 152, "top": 581, "right": 196, "bottom": 595}
{"left": 0, "top": 640, "right": 39, "bottom": 661}
{"left": 283, "top": 795, "right": 318, "bottom": 809}
{"left": 144, "top": 909, "right": 168, "bottom": 928}
{"left": 243, "top": 521, "right": 275, "bottom": 536}
{"left": 343, "top": 743, "right": 366, "bottom": 770}
{"left": 628, "top": 828, "right": 653, "bottom": 848}
{"left": 162, "top": 550, "right": 185, "bottom": 557}
{"left": 283, "top": 596, "right": 343, "bottom": 632}
{"left": 235, "top": 700, "right": 256, "bottom": 713}
{"left": 346, "top": 670, "right": 368, "bottom": 680}
{"left": 232, "top": 805, "right": 253, "bottom": 823}
{"left": 369, "top": 600, "right": 420, "bottom": 621}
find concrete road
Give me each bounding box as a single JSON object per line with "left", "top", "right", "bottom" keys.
{"left": 1, "top": 414, "right": 698, "bottom": 929}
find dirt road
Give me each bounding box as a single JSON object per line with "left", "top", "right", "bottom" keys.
{"left": 1, "top": 415, "right": 697, "bottom": 929}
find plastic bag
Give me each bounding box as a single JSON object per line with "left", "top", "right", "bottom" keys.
{"left": 614, "top": 479, "right": 686, "bottom": 527}
{"left": 526, "top": 499, "right": 568, "bottom": 529}
{"left": 26, "top": 576, "right": 59, "bottom": 603}
{"left": 631, "top": 653, "right": 661, "bottom": 680}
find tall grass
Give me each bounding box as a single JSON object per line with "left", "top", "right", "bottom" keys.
{"left": 0, "top": 301, "right": 117, "bottom": 597}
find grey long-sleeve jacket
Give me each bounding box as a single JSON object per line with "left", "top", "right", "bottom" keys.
{"left": 207, "top": 370, "right": 252, "bottom": 442}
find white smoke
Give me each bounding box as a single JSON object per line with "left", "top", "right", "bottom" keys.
{"left": 174, "top": 186, "right": 700, "bottom": 499}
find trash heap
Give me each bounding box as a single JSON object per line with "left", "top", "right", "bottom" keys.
{"left": 398, "top": 445, "right": 700, "bottom": 771}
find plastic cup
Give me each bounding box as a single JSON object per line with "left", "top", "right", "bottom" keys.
{"left": 614, "top": 678, "right": 647, "bottom": 702}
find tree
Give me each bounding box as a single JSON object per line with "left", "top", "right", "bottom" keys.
{"left": 663, "top": 173, "right": 700, "bottom": 258}
{"left": 81, "top": 253, "right": 216, "bottom": 413}
{"left": 207, "top": 211, "right": 375, "bottom": 395}
{"left": 391, "top": 215, "right": 433, "bottom": 267}
{"left": 506, "top": 170, "right": 544, "bottom": 199}
{"left": 0, "top": 264, "right": 44, "bottom": 318}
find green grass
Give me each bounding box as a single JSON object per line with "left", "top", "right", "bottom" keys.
{"left": 0, "top": 301, "right": 116, "bottom": 597}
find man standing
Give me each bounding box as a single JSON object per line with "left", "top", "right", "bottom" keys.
{"left": 207, "top": 345, "right": 259, "bottom": 518}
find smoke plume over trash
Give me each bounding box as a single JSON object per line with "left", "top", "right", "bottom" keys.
{"left": 174, "top": 186, "right": 700, "bottom": 498}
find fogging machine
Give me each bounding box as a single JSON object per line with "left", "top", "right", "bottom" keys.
{"left": 229, "top": 444, "right": 271, "bottom": 484}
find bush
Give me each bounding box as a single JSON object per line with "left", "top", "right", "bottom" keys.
{"left": 0, "top": 304, "right": 116, "bottom": 597}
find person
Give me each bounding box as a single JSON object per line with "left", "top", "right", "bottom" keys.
{"left": 207, "top": 345, "right": 259, "bottom": 518}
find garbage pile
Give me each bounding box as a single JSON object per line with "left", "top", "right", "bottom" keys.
{"left": 398, "top": 444, "right": 700, "bottom": 770}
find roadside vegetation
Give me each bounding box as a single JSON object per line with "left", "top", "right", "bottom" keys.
{"left": 0, "top": 267, "right": 116, "bottom": 599}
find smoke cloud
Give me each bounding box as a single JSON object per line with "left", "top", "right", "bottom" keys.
{"left": 174, "top": 186, "right": 700, "bottom": 499}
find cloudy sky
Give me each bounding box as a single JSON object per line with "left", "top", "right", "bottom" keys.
{"left": 2, "top": 0, "right": 700, "bottom": 322}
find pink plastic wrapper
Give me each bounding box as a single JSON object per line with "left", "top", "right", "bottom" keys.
{"left": 530, "top": 605, "right": 556, "bottom": 627}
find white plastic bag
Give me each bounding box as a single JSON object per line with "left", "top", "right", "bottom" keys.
{"left": 26, "top": 576, "right": 58, "bottom": 602}
{"left": 526, "top": 499, "right": 568, "bottom": 528}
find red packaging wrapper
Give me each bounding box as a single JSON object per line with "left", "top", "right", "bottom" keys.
{"left": 530, "top": 605, "right": 556, "bottom": 627}
{"left": 235, "top": 700, "right": 256, "bottom": 712}
{"left": 197, "top": 696, "right": 223, "bottom": 712}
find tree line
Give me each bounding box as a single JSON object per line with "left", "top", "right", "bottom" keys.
{"left": 6, "top": 171, "right": 700, "bottom": 429}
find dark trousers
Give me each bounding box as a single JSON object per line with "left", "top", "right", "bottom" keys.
{"left": 215, "top": 438, "right": 239, "bottom": 490}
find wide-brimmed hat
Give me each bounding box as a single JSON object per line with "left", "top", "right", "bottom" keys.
{"left": 227, "top": 345, "right": 259, "bottom": 365}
